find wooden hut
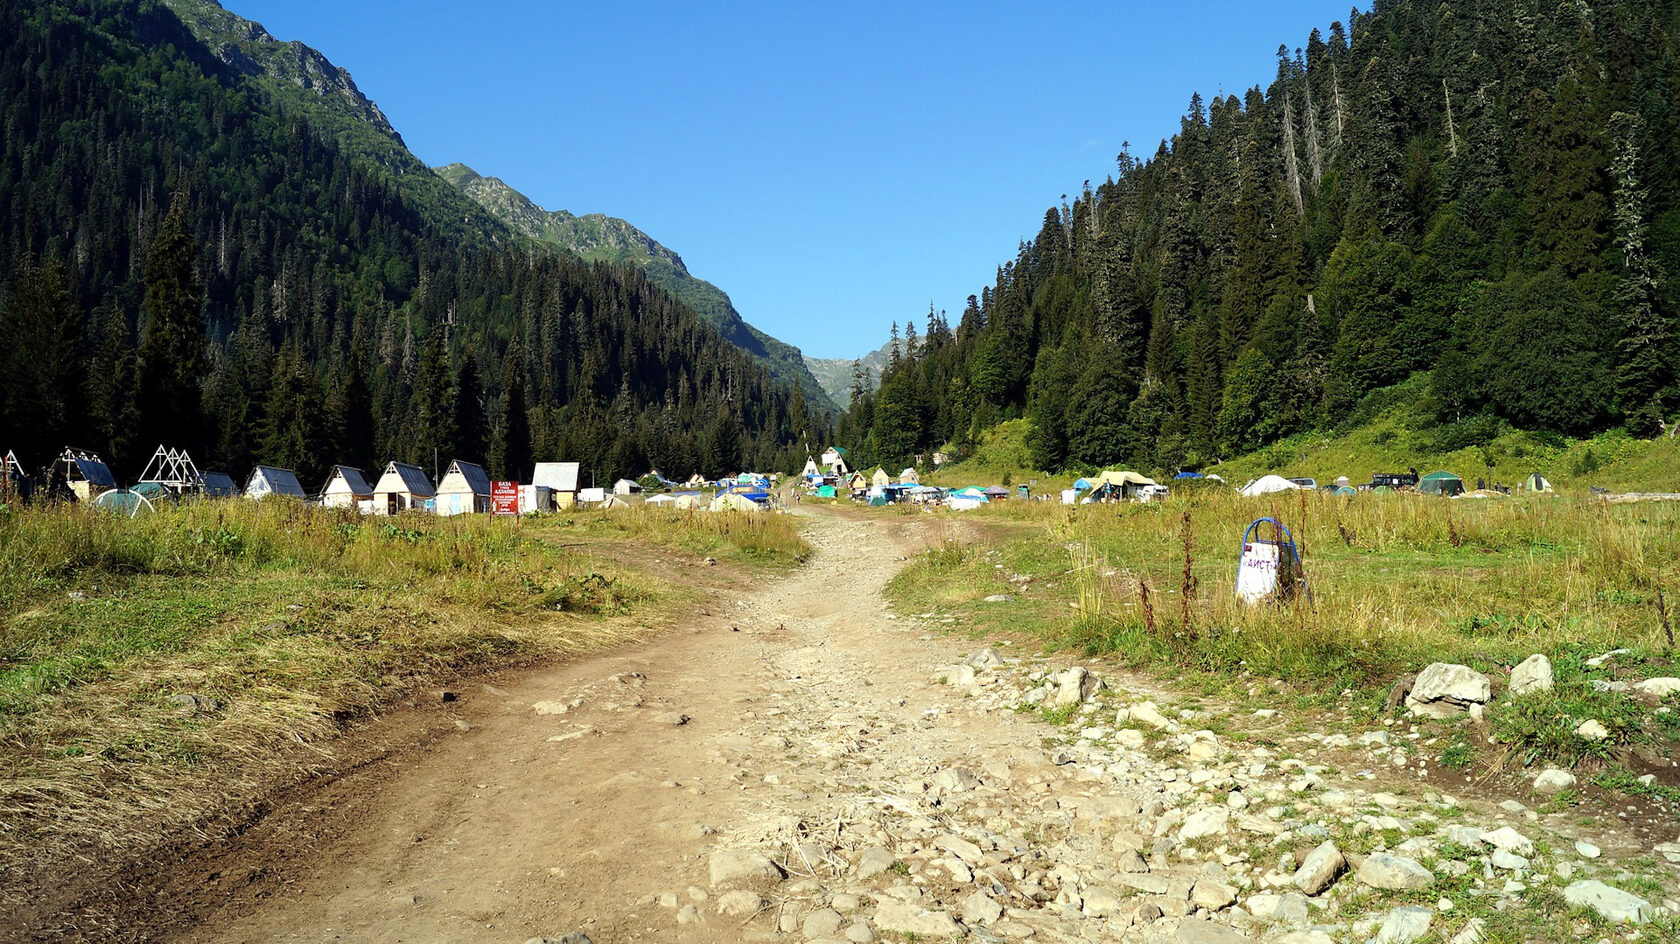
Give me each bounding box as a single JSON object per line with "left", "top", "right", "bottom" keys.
{"left": 436, "top": 460, "right": 492, "bottom": 516}
{"left": 246, "top": 465, "right": 307, "bottom": 500}
{"left": 532, "top": 462, "right": 581, "bottom": 509}
{"left": 320, "top": 466, "right": 374, "bottom": 510}
{"left": 372, "top": 461, "right": 434, "bottom": 515}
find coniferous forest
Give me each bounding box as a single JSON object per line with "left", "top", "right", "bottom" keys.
{"left": 0, "top": 0, "right": 826, "bottom": 489}
{"left": 840, "top": 0, "right": 1680, "bottom": 474}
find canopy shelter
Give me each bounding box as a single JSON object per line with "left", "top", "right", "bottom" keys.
{"left": 246, "top": 465, "right": 307, "bottom": 500}
{"left": 646, "top": 493, "right": 679, "bottom": 505}
{"left": 1523, "top": 472, "right": 1553, "bottom": 493}
{"left": 1085, "top": 470, "right": 1162, "bottom": 503}
{"left": 982, "top": 486, "right": 1011, "bottom": 499}
{"left": 1238, "top": 475, "right": 1303, "bottom": 497}
{"left": 1418, "top": 471, "right": 1466, "bottom": 497}
{"left": 57, "top": 447, "right": 117, "bottom": 502}
{"left": 436, "top": 460, "right": 492, "bottom": 515}
{"left": 320, "top": 466, "right": 374, "bottom": 509}
{"left": 373, "top": 461, "right": 435, "bottom": 515}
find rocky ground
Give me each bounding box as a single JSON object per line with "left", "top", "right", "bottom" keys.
{"left": 148, "top": 510, "right": 1676, "bottom": 944}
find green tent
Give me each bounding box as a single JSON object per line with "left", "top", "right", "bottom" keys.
{"left": 816, "top": 485, "right": 837, "bottom": 498}
{"left": 1523, "top": 472, "right": 1553, "bottom": 492}
{"left": 1418, "top": 471, "right": 1465, "bottom": 496}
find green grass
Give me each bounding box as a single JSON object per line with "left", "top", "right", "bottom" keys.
{"left": 0, "top": 499, "right": 806, "bottom": 889}
{"left": 886, "top": 488, "right": 1679, "bottom": 772}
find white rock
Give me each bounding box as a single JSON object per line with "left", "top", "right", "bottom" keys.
{"left": 872, "top": 902, "right": 963, "bottom": 938}
{"left": 1054, "top": 667, "right": 1099, "bottom": 706}
{"left": 1406, "top": 663, "right": 1492, "bottom": 718}
{"left": 1532, "top": 768, "right": 1577, "bottom": 795}
{"left": 1357, "top": 854, "right": 1435, "bottom": 890}
{"left": 1634, "top": 677, "right": 1680, "bottom": 699}
{"left": 1508, "top": 654, "right": 1554, "bottom": 697}
{"left": 1481, "top": 827, "right": 1533, "bottom": 855}
{"left": 856, "top": 846, "right": 896, "bottom": 878}
{"left": 1080, "top": 886, "right": 1126, "bottom": 918}
{"left": 961, "top": 892, "right": 1003, "bottom": 925}
{"left": 1563, "top": 880, "right": 1654, "bottom": 924}
{"left": 1376, "top": 905, "right": 1434, "bottom": 944}
{"left": 1128, "top": 700, "right": 1173, "bottom": 730}
{"left": 1191, "top": 879, "right": 1238, "bottom": 910}
{"left": 1575, "top": 840, "right": 1601, "bottom": 859}
{"left": 1490, "top": 849, "right": 1529, "bottom": 871}
{"left": 716, "top": 890, "right": 765, "bottom": 916}
{"left": 1293, "top": 840, "right": 1346, "bottom": 895}
{"left": 1179, "top": 807, "right": 1231, "bottom": 842}
{"left": 1575, "top": 719, "right": 1609, "bottom": 740}
{"left": 1449, "top": 917, "right": 1485, "bottom": 944}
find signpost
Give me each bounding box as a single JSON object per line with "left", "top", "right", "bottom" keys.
{"left": 491, "top": 481, "right": 519, "bottom": 517}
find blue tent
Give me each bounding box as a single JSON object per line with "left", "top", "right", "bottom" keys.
{"left": 1072, "top": 478, "right": 1093, "bottom": 491}
{"left": 1174, "top": 471, "right": 1204, "bottom": 479}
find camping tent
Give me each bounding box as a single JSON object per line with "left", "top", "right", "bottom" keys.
{"left": 94, "top": 488, "right": 156, "bottom": 517}
{"left": 1419, "top": 471, "right": 1466, "bottom": 497}
{"left": 646, "top": 493, "right": 678, "bottom": 506}
{"left": 1173, "top": 471, "right": 1204, "bottom": 480}
{"left": 710, "top": 492, "right": 763, "bottom": 512}
{"left": 816, "top": 485, "right": 838, "bottom": 498}
{"left": 1238, "top": 475, "right": 1303, "bottom": 497}
{"left": 1086, "top": 469, "right": 1162, "bottom": 503}
{"left": 982, "top": 486, "right": 1011, "bottom": 499}
{"left": 436, "top": 460, "right": 492, "bottom": 515}
{"left": 246, "top": 465, "right": 307, "bottom": 500}
{"left": 1072, "top": 477, "right": 1093, "bottom": 491}
{"left": 1523, "top": 473, "right": 1553, "bottom": 493}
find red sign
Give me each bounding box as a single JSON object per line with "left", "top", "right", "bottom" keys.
{"left": 491, "top": 481, "right": 520, "bottom": 517}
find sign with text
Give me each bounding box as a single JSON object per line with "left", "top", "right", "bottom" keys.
{"left": 491, "top": 481, "right": 519, "bottom": 517}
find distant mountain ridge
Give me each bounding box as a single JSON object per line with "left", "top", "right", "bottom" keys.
{"left": 804, "top": 343, "right": 892, "bottom": 408}
{"left": 437, "top": 163, "right": 837, "bottom": 413}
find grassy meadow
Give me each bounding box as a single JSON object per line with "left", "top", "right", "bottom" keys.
{"left": 891, "top": 488, "right": 1680, "bottom": 775}
{"left": 0, "top": 499, "right": 805, "bottom": 889}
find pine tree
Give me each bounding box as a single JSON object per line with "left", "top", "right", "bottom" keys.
{"left": 1608, "top": 111, "right": 1671, "bottom": 430}
{"left": 453, "top": 349, "right": 485, "bottom": 462}
{"left": 135, "top": 192, "right": 208, "bottom": 454}
{"left": 0, "top": 256, "right": 85, "bottom": 466}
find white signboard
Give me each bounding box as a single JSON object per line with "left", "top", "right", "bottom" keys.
{"left": 578, "top": 487, "right": 606, "bottom": 503}
{"left": 1236, "top": 541, "right": 1281, "bottom": 604}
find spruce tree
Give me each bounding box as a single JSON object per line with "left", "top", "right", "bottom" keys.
{"left": 135, "top": 193, "right": 208, "bottom": 454}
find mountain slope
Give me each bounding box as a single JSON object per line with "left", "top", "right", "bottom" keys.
{"left": 160, "top": 0, "right": 508, "bottom": 245}
{"left": 840, "top": 0, "right": 1680, "bottom": 473}
{"left": 804, "top": 342, "right": 892, "bottom": 408}
{"left": 0, "top": 0, "right": 811, "bottom": 486}
{"left": 436, "top": 163, "right": 837, "bottom": 414}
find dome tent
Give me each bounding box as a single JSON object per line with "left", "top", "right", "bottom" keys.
{"left": 1418, "top": 471, "right": 1466, "bottom": 496}
{"left": 1238, "top": 475, "right": 1302, "bottom": 497}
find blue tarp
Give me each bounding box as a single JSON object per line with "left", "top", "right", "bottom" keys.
{"left": 1072, "top": 478, "right": 1092, "bottom": 490}
{"left": 1174, "top": 472, "right": 1204, "bottom": 479}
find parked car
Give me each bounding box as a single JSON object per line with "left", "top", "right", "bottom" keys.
{"left": 1288, "top": 477, "right": 1317, "bottom": 489}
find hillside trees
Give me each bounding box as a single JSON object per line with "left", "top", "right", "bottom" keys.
{"left": 846, "top": 0, "right": 1680, "bottom": 473}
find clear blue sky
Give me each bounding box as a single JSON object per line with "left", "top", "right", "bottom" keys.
{"left": 228, "top": 1, "right": 1353, "bottom": 360}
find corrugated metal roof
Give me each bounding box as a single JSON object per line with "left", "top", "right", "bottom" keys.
{"left": 532, "top": 461, "right": 580, "bottom": 492}
{"left": 376, "top": 461, "right": 435, "bottom": 497}
{"left": 249, "top": 465, "right": 307, "bottom": 497}
{"left": 324, "top": 465, "right": 373, "bottom": 497}
{"left": 439, "top": 460, "right": 491, "bottom": 496}
{"left": 199, "top": 472, "right": 238, "bottom": 497}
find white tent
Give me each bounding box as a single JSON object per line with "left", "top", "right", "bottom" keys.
{"left": 646, "top": 493, "right": 678, "bottom": 506}
{"left": 710, "top": 492, "right": 763, "bottom": 512}
{"left": 1239, "top": 474, "right": 1304, "bottom": 497}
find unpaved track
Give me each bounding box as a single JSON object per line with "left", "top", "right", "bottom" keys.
{"left": 177, "top": 508, "right": 994, "bottom": 943}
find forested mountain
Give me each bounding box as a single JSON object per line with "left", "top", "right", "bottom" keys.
{"left": 437, "top": 163, "right": 838, "bottom": 413}
{"left": 0, "top": 0, "right": 826, "bottom": 491}
{"left": 842, "top": 0, "right": 1680, "bottom": 474}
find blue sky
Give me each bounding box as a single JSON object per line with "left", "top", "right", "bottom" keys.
{"left": 228, "top": 1, "right": 1353, "bottom": 360}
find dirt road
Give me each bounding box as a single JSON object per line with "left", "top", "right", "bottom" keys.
{"left": 137, "top": 509, "right": 1680, "bottom": 943}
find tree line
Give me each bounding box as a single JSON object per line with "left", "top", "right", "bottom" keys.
{"left": 0, "top": 0, "right": 827, "bottom": 491}
{"left": 840, "top": 0, "right": 1680, "bottom": 473}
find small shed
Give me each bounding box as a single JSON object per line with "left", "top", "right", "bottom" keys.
{"left": 533, "top": 462, "right": 582, "bottom": 509}
{"left": 373, "top": 461, "right": 435, "bottom": 515}
{"left": 1419, "top": 470, "right": 1466, "bottom": 497}
{"left": 436, "top": 460, "right": 492, "bottom": 516}
{"left": 246, "top": 465, "right": 307, "bottom": 500}
{"left": 57, "top": 447, "right": 117, "bottom": 502}
{"left": 899, "top": 467, "right": 919, "bottom": 485}
{"left": 871, "top": 467, "right": 891, "bottom": 488}
{"left": 320, "top": 466, "right": 374, "bottom": 510}
{"left": 199, "top": 472, "right": 239, "bottom": 498}
{"left": 801, "top": 456, "right": 821, "bottom": 479}
{"left": 821, "top": 446, "right": 849, "bottom": 474}
{"left": 613, "top": 478, "right": 642, "bottom": 496}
